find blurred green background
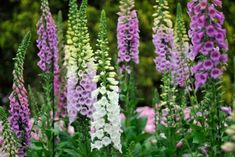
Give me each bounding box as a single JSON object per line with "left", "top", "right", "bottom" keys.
{"left": 0, "top": 0, "right": 234, "bottom": 107}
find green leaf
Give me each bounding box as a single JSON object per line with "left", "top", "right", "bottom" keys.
{"left": 136, "top": 116, "right": 148, "bottom": 133}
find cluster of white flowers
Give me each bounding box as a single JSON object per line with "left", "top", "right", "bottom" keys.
{"left": 90, "top": 10, "right": 122, "bottom": 153}
{"left": 90, "top": 84, "right": 122, "bottom": 152}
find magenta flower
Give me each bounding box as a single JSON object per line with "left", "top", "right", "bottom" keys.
{"left": 117, "top": 0, "right": 140, "bottom": 74}
{"left": 203, "top": 60, "right": 213, "bottom": 70}
{"left": 206, "top": 25, "right": 216, "bottom": 37}
{"left": 36, "top": 0, "right": 60, "bottom": 95}
{"left": 188, "top": 0, "right": 228, "bottom": 89}
{"left": 211, "top": 68, "right": 222, "bottom": 79}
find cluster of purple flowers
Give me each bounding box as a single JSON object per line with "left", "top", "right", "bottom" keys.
{"left": 153, "top": 27, "right": 175, "bottom": 73}
{"left": 9, "top": 86, "right": 30, "bottom": 157}
{"left": 36, "top": 0, "right": 60, "bottom": 95}
{"left": 153, "top": 27, "right": 189, "bottom": 87}
{"left": 66, "top": 72, "right": 78, "bottom": 123}
{"left": 67, "top": 70, "right": 96, "bottom": 123}
{"left": 117, "top": 0, "right": 140, "bottom": 73}
{"left": 188, "top": 0, "right": 228, "bottom": 90}
{"left": 171, "top": 51, "right": 190, "bottom": 87}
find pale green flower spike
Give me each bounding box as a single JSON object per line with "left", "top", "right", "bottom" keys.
{"left": 174, "top": 3, "right": 189, "bottom": 54}
{"left": 153, "top": 0, "right": 172, "bottom": 32}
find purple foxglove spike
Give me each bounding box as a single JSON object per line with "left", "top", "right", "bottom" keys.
{"left": 117, "top": 0, "right": 140, "bottom": 74}
{"left": 9, "top": 32, "right": 31, "bottom": 157}
{"left": 187, "top": 0, "right": 228, "bottom": 89}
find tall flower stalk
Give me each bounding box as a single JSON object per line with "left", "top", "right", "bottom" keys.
{"left": 117, "top": 0, "right": 140, "bottom": 74}
{"left": 188, "top": 0, "right": 228, "bottom": 155}
{"left": 56, "top": 10, "right": 67, "bottom": 117}
{"left": 91, "top": 10, "right": 122, "bottom": 153}
{"left": 64, "top": 0, "right": 80, "bottom": 123}
{"left": 36, "top": 0, "right": 60, "bottom": 96}
{"left": 36, "top": 0, "right": 60, "bottom": 155}
{"left": 172, "top": 3, "right": 190, "bottom": 88}
{"left": 65, "top": 0, "right": 96, "bottom": 124}
{"left": 152, "top": 1, "right": 188, "bottom": 152}
{"left": 9, "top": 32, "right": 31, "bottom": 157}
{"left": 187, "top": 0, "right": 228, "bottom": 90}
{"left": 117, "top": 0, "right": 139, "bottom": 118}
{"left": 153, "top": 0, "right": 190, "bottom": 88}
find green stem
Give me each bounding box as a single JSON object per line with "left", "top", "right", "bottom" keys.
{"left": 184, "top": 138, "right": 194, "bottom": 157}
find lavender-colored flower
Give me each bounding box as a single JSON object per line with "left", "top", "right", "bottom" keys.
{"left": 117, "top": 0, "right": 140, "bottom": 74}
{"left": 67, "top": 69, "right": 96, "bottom": 123}
{"left": 153, "top": 2, "right": 190, "bottom": 88}
{"left": 221, "top": 106, "right": 232, "bottom": 115}
{"left": 171, "top": 3, "right": 190, "bottom": 87}
{"left": 187, "top": 0, "right": 228, "bottom": 90}
{"left": 153, "top": 27, "right": 175, "bottom": 73}
{"left": 9, "top": 32, "right": 31, "bottom": 157}
{"left": 36, "top": 0, "right": 60, "bottom": 95}
{"left": 152, "top": 0, "right": 176, "bottom": 74}
{"left": 171, "top": 51, "right": 190, "bottom": 87}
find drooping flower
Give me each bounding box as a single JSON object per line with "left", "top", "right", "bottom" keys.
{"left": 0, "top": 148, "right": 8, "bottom": 157}
{"left": 183, "top": 107, "right": 191, "bottom": 121}
{"left": 91, "top": 10, "right": 122, "bottom": 153}
{"left": 36, "top": 0, "right": 60, "bottom": 95}
{"left": 65, "top": 0, "right": 96, "bottom": 123}
{"left": 221, "top": 142, "right": 235, "bottom": 152}
{"left": 152, "top": 0, "right": 176, "bottom": 73}
{"left": 117, "top": 0, "right": 140, "bottom": 73}
{"left": 67, "top": 125, "right": 75, "bottom": 136}
{"left": 176, "top": 140, "right": 183, "bottom": 148}
{"left": 187, "top": 0, "right": 228, "bottom": 90}
{"left": 221, "top": 106, "right": 232, "bottom": 115}
{"left": 9, "top": 32, "right": 31, "bottom": 157}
